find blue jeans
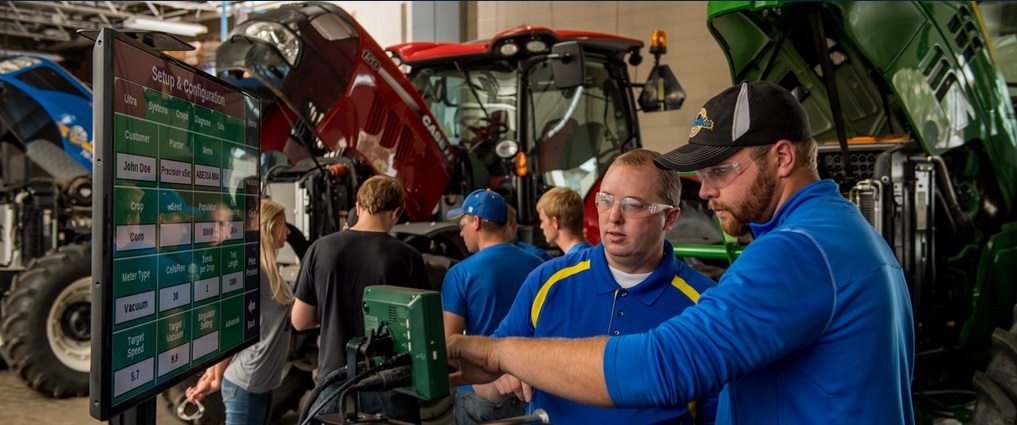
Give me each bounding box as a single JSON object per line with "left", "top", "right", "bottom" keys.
{"left": 455, "top": 388, "right": 526, "bottom": 425}
{"left": 221, "top": 377, "right": 272, "bottom": 425}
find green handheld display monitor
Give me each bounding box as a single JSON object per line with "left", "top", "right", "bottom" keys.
{"left": 362, "top": 285, "right": 450, "bottom": 400}
{"left": 89, "top": 28, "right": 261, "bottom": 420}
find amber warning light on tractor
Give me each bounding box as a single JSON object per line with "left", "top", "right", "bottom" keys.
{"left": 515, "top": 152, "right": 528, "bottom": 177}
{"left": 650, "top": 30, "right": 667, "bottom": 55}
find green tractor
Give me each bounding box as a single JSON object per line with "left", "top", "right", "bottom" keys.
{"left": 676, "top": 1, "right": 1017, "bottom": 423}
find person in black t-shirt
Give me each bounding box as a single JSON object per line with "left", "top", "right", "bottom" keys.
{"left": 292, "top": 175, "right": 430, "bottom": 422}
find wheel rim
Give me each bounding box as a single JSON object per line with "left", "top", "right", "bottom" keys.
{"left": 46, "top": 276, "right": 92, "bottom": 372}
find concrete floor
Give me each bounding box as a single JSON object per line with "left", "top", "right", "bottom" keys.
{"left": 0, "top": 369, "right": 176, "bottom": 424}
{"left": 0, "top": 369, "right": 300, "bottom": 424}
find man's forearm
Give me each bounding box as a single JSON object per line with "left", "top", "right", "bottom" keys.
{"left": 498, "top": 337, "right": 613, "bottom": 407}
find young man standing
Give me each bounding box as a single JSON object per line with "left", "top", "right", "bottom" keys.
{"left": 536, "top": 186, "right": 592, "bottom": 255}
{"left": 292, "top": 175, "right": 429, "bottom": 422}
{"left": 442, "top": 189, "right": 544, "bottom": 425}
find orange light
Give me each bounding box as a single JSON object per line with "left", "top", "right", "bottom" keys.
{"left": 515, "top": 152, "right": 528, "bottom": 177}
{"left": 821, "top": 134, "right": 911, "bottom": 145}
{"left": 650, "top": 30, "right": 667, "bottom": 55}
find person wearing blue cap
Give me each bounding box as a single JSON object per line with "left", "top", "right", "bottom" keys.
{"left": 446, "top": 81, "right": 914, "bottom": 425}
{"left": 442, "top": 188, "right": 545, "bottom": 425}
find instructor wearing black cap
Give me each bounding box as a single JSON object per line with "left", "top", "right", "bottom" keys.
{"left": 446, "top": 81, "right": 916, "bottom": 425}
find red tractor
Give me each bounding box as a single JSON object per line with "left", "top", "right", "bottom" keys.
{"left": 156, "top": 3, "right": 687, "bottom": 422}
{"left": 214, "top": 2, "right": 684, "bottom": 261}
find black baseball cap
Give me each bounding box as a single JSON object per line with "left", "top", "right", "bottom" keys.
{"left": 655, "top": 81, "right": 812, "bottom": 172}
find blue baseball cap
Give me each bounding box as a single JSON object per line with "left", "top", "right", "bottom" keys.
{"left": 446, "top": 189, "right": 508, "bottom": 223}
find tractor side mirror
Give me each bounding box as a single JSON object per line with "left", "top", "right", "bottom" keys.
{"left": 639, "top": 64, "right": 686, "bottom": 112}
{"left": 550, "top": 41, "right": 585, "bottom": 89}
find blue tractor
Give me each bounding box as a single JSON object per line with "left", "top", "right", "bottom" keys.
{"left": 0, "top": 55, "right": 314, "bottom": 424}
{"left": 0, "top": 55, "right": 95, "bottom": 397}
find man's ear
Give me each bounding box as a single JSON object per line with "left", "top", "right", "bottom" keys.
{"left": 390, "top": 207, "right": 402, "bottom": 221}
{"left": 663, "top": 206, "right": 681, "bottom": 231}
{"left": 773, "top": 140, "right": 796, "bottom": 178}
{"left": 552, "top": 216, "right": 561, "bottom": 230}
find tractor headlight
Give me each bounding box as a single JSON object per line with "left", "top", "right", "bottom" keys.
{"left": 499, "top": 42, "right": 519, "bottom": 57}
{"left": 525, "top": 40, "right": 547, "bottom": 53}
{"left": 495, "top": 139, "right": 519, "bottom": 159}
{"left": 241, "top": 21, "right": 302, "bottom": 66}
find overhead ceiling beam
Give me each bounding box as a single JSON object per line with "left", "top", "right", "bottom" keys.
{"left": 15, "top": 1, "right": 157, "bottom": 20}
{"left": 0, "top": 10, "right": 104, "bottom": 30}
{"left": 0, "top": 27, "right": 71, "bottom": 42}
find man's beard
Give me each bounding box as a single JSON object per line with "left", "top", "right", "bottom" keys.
{"left": 711, "top": 165, "right": 777, "bottom": 237}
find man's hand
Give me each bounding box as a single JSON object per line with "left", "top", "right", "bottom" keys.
{"left": 493, "top": 374, "right": 534, "bottom": 402}
{"left": 472, "top": 374, "right": 532, "bottom": 402}
{"left": 447, "top": 334, "right": 503, "bottom": 386}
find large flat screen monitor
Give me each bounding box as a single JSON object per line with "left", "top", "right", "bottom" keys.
{"left": 89, "top": 28, "right": 262, "bottom": 420}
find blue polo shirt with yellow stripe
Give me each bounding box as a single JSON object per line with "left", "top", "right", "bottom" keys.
{"left": 493, "top": 241, "right": 717, "bottom": 425}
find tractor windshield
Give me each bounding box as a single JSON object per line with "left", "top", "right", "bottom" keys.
{"left": 409, "top": 56, "right": 634, "bottom": 200}
{"left": 527, "top": 57, "right": 633, "bottom": 198}
{"left": 409, "top": 61, "right": 518, "bottom": 194}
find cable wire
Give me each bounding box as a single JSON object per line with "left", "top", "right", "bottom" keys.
{"left": 298, "top": 354, "right": 410, "bottom": 425}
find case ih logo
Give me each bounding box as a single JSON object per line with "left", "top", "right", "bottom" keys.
{"left": 422, "top": 114, "right": 453, "bottom": 163}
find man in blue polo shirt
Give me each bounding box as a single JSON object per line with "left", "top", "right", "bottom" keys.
{"left": 442, "top": 189, "right": 545, "bottom": 425}
{"left": 473, "top": 149, "right": 717, "bottom": 425}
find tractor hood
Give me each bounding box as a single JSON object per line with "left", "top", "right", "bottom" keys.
{"left": 707, "top": 1, "right": 1017, "bottom": 210}
{"left": 216, "top": 2, "right": 455, "bottom": 222}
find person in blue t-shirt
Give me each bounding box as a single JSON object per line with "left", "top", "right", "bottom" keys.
{"left": 474, "top": 149, "right": 717, "bottom": 425}
{"left": 446, "top": 81, "right": 915, "bottom": 425}
{"left": 442, "top": 189, "right": 545, "bottom": 425}
{"left": 536, "top": 186, "right": 592, "bottom": 256}
{"left": 504, "top": 204, "right": 553, "bottom": 262}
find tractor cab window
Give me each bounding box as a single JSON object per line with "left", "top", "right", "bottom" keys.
{"left": 410, "top": 65, "right": 517, "bottom": 150}
{"left": 527, "top": 58, "right": 632, "bottom": 199}
{"left": 15, "top": 66, "right": 90, "bottom": 100}
{"left": 409, "top": 64, "right": 518, "bottom": 194}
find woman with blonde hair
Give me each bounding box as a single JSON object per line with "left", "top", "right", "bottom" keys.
{"left": 186, "top": 199, "right": 294, "bottom": 425}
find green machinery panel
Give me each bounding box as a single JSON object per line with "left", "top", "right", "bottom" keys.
{"left": 362, "top": 285, "right": 450, "bottom": 400}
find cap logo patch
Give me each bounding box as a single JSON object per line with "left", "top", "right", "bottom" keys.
{"left": 689, "top": 108, "right": 715, "bottom": 137}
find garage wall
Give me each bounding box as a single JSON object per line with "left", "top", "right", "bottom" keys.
{"left": 467, "top": 1, "right": 733, "bottom": 155}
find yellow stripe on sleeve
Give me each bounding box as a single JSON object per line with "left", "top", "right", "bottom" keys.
{"left": 671, "top": 276, "right": 700, "bottom": 304}
{"left": 531, "top": 260, "right": 591, "bottom": 327}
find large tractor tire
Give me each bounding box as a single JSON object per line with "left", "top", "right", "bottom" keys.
{"left": 971, "top": 304, "right": 1017, "bottom": 424}
{"left": 0, "top": 243, "right": 91, "bottom": 397}
{"left": 271, "top": 365, "right": 314, "bottom": 422}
